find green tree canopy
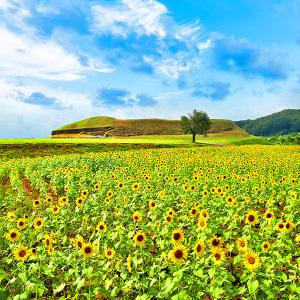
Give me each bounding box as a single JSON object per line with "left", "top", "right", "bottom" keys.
{"left": 181, "top": 109, "right": 211, "bottom": 142}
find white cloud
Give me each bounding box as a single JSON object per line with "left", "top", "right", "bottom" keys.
{"left": 0, "top": 26, "right": 112, "bottom": 81}
{"left": 92, "top": 0, "right": 168, "bottom": 38}
{"left": 0, "top": 0, "right": 12, "bottom": 10}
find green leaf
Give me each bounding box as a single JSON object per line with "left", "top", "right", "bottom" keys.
{"left": 0, "top": 270, "right": 9, "bottom": 281}
{"left": 54, "top": 283, "right": 66, "bottom": 295}
{"left": 172, "top": 291, "right": 192, "bottom": 300}
{"left": 247, "top": 280, "right": 259, "bottom": 295}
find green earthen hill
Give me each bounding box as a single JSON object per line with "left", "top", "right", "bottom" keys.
{"left": 52, "top": 116, "right": 249, "bottom": 138}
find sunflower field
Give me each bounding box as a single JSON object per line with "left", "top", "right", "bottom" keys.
{"left": 0, "top": 145, "right": 299, "bottom": 299}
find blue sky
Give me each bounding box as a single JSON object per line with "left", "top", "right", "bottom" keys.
{"left": 0, "top": 0, "right": 299, "bottom": 137}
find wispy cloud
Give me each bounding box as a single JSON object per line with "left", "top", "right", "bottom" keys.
{"left": 210, "top": 33, "right": 288, "bottom": 80}
{"left": 91, "top": 0, "right": 204, "bottom": 79}
{"left": 95, "top": 88, "right": 157, "bottom": 107}
{"left": 23, "top": 92, "right": 65, "bottom": 109}
{"left": 192, "top": 81, "right": 231, "bottom": 101}
{"left": 0, "top": 26, "right": 112, "bottom": 81}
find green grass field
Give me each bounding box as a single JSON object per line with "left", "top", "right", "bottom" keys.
{"left": 0, "top": 135, "right": 269, "bottom": 145}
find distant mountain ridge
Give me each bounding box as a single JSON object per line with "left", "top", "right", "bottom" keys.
{"left": 52, "top": 116, "right": 248, "bottom": 138}
{"left": 236, "top": 109, "right": 300, "bottom": 136}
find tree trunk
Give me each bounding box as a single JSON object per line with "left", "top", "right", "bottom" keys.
{"left": 192, "top": 133, "right": 196, "bottom": 143}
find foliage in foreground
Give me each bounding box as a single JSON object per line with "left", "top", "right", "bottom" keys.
{"left": 0, "top": 146, "right": 299, "bottom": 299}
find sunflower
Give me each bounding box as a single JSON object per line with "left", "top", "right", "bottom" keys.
{"left": 244, "top": 251, "right": 260, "bottom": 271}
{"left": 210, "top": 236, "right": 222, "bottom": 250}
{"left": 245, "top": 210, "right": 259, "bottom": 226}
{"left": 14, "top": 245, "right": 29, "bottom": 262}
{"left": 200, "top": 209, "right": 209, "bottom": 220}
{"left": 7, "top": 211, "right": 16, "bottom": 219}
{"left": 81, "top": 190, "right": 89, "bottom": 197}
{"left": 197, "top": 218, "right": 207, "bottom": 231}
{"left": 33, "top": 199, "right": 41, "bottom": 208}
{"left": 76, "top": 197, "right": 84, "bottom": 206}
{"left": 96, "top": 221, "right": 107, "bottom": 233}
{"left": 46, "top": 196, "right": 53, "bottom": 205}
{"left": 30, "top": 248, "right": 38, "bottom": 257}
{"left": 33, "top": 217, "right": 44, "bottom": 229}
{"left": 132, "top": 211, "right": 142, "bottom": 222}
{"left": 117, "top": 182, "right": 124, "bottom": 189}
{"left": 194, "top": 240, "right": 205, "bottom": 257}
{"left": 210, "top": 249, "right": 225, "bottom": 265}
{"left": 261, "top": 241, "right": 270, "bottom": 252}
{"left": 226, "top": 196, "right": 236, "bottom": 206}
{"left": 165, "top": 215, "right": 173, "bottom": 224}
{"left": 47, "top": 246, "right": 54, "bottom": 256}
{"left": 59, "top": 196, "right": 68, "bottom": 206}
{"left": 172, "top": 229, "right": 184, "bottom": 244}
{"left": 276, "top": 221, "right": 285, "bottom": 232}
{"left": 236, "top": 238, "right": 248, "bottom": 252}
{"left": 189, "top": 207, "right": 198, "bottom": 217}
{"left": 81, "top": 243, "right": 95, "bottom": 258}
{"left": 169, "top": 245, "right": 188, "bottom": 264}
{"left": 94, "top": 182, "right": 101, "bottom": 190}
{"left": 105, "top": 247, "right": 115, "bottom": 259}
{"left": 106, "top": 190, "right": 114, "bottom": 198}
{"left": 202, "top": 190, "right": 209, "bottom": 197}
{"left": 168, "top": 208, "right": 175, "bottom": 216}
{"left": 44, "top": 234, "right": 52, "bottom": 247}
{"left": 284, "top": 220, "right": 294, "bottom": 233}
{"left": 148, "top": 200, "right": 157, "bottom": 209}
{"left": 132, "top": 183, "right": 140, "bottom": 190}
{"left": 264, "top": 210, "right": 274, "bottom": 221}
{"left": 6, "top": 229, "right": 20, "bottom": 242}
{"left": 134, "top": 232, "right": 146, "bottom": 247}
{"left": 17, "top": 218, "right": 26, "bottom": 230}
{"left": 51, "top": 205, "right": 60, "bottom": 214}
{"left": 75, "top": 235, "right": 84, "bottom": 249}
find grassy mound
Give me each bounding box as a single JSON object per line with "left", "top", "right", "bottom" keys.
{"left": 53, "top": 116, "right": 248, "bottom": 138}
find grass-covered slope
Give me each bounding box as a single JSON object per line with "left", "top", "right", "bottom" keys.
{"left": 53, "top": 116, "right": 248, "bottom": 138}
{"left": 236, "top": 109, "right": 300, "bottom": 136}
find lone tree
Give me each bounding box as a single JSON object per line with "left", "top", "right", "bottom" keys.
{"left": 181, "top": 109, "right": 211, "bottom": 143}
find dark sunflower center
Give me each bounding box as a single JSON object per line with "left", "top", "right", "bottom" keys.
{"left": 215, "top": 253, "right": 221, "bottom": 260}
{"left": 279, "top": 224, "right": 284, "bottom": 228}
{"left": 100, "top": 225, "right": 104, "bottom": 230}
{"left": 19, "top": 250, "right": 26, "bottom": 257}
{"left": 19, "top": 222, "right": 24, "bottom": 226}
{"left": 286, "top": 223, "right": 290, "bottom": 229}
{"left": 173, "top": 233, "right": 181, "bottom": 240}
{"left": 202, "top": 212, "right": 207, "bottom": 218}
{"left": 248, "top": 215, "right": 255, "bottom": 222}
{"left": 192, "top": 209, "right": 196, "bottom": 214}
{"left": 11, "top": 232, "right": 17, "bottom": 238}
{"left": 79, "top": 199, "right": 82, "bottom": 203}
{"left": 108, "top": 251, "right": 112, "bottom": 256}
{"left": 137, "top": 235, "right": 144, "bottom": 242}
{"left": 35, "top": 201, "right": 39, "bottom": 205}
{"left": 151, "top": 202, "right": 155, "bottom": 207}
{"left": 212, "top": 239, "right": 220, "bottom": 246}
{"left": 174, "top": 249, "right": 183, "bottom": 259}
{"left": 54, "top": 207, "right": 58, "bottom": 211}
{"left": 240, "top": 241, "right": 245, "bottom": 247}
{"left": 196, "top": 245, "right": 202, "bottom": 252}
{"left": 167, "top": 217, "right": 171, "bottom": 221}
{"left": 85, "top": 247, "right": 92, "bottom": 254}
{"left": 266, "top": 213, "right": 271, "bottom": 218}
{"left": 77, "top": 241, "right": 82, "bottom": 248}
{"left": 263, "top": 244, "right": 268, "bottom": 248}
{"left": 37, "top": 221, "right": 41, "bottom": 226}
{"left": 248, "top": 257, "right": 255, "bottom": 264}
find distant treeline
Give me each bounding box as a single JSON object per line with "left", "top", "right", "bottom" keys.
{"left": 236, "top": 109, "right": 300, "bottom": 136}
{"left": 268, "top": 133, "right": 300, "bottom": 145}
